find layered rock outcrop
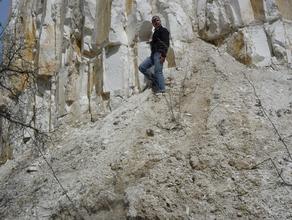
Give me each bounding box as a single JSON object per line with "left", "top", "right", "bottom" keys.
{"left": 1, "top": 0, "right": 292, "bottom": 163}
{"left": 198, "top": 0, "right": 292, "bottom": 66}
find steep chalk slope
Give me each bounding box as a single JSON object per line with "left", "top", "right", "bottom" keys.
{"left": 1, "top": 39, "right": 292, "bottom": 219}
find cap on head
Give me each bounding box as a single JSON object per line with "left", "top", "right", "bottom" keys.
{"left": 151, "top": 15, "right": 160, "bottom": 23}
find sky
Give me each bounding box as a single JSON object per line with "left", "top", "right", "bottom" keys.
{"left": 0, "top": 0, "right": 10, "bottom": 31}
{"left": 0, "top": 0, "right": 10, "bottom": 61}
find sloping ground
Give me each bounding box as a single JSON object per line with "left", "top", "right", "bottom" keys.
{"left": 0, "top": 39, "right": 292, "bottom": 220}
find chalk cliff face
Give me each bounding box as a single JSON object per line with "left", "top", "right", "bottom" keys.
{"left": 198, "top": 0, "right": 292, "bottom": 66}
{"left": 6, "top": 0, "right": 195, "bottom": 135}
{"left": 1, "top": 1, "right": 292, "bottom": 219}
{"left": 1, "top": 0, "right": 292, "bottom": 162}
{"left": 7, "top": 0, "right": 292, "bottom": 123}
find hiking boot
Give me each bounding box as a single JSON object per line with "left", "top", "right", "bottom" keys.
{"left": 155, "top": 90, "right": 165, "bottom": 94}
{"left": 152, "top": 88, "right": 165, "bottom": 94}
{"left": 153, "top": 91, "right": 165, "bottom": 98}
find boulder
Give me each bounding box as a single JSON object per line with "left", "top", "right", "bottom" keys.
{"left": 228, "top": 25, "right": 272, "bottom": 66}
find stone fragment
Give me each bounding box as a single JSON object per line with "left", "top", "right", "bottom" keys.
{"left": 228, "top": 26, "right": 272, "bottom": 66}
{"left": 228, "top": 159, "right": 253, "bottom": 170}
{"left": 26, "top": 166, "right": 38, "bottom": 173}
{"left": 189, "top": 156, "right": 210, "bottom": 170}
{"left": 146, "top": 129, "right": 154, "bottom": 137}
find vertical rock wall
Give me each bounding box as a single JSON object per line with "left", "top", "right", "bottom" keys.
{"left": 5, "top": 0, "right": 292, "bottom": 122}
{"left": 7, "top": 0, "right": 196, "bottom": 130}
{"left": 198, "top": 0, "right": 292, "bottom": 66}
{"left": 1, "top": 0, "right": 292, "bottom": 163}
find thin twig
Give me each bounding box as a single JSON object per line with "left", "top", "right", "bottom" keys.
{"left": 0, "top": 111, "right": 42, "bottom": 133}
{"left": 242, "top": 72, "right": 292, "bottom": 160}
{"left": 30, "top": 132, "right": 85, "bottom": 219}
{"left": 252, "top": 157, "right": 292, "bottom": 186}
{"left": 163, "top": 93, "right": 176, "bottom": 122}
{"left": 252, "top": 158, "right": 271, "bottom": 169}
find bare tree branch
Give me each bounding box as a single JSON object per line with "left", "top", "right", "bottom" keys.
{"left": 242, "top": 71, "right": 292, "bottom": 161}
{"left": 252, "top": 157, "right": 292, "bottom": 186}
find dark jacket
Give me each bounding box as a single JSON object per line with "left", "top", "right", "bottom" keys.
{"left": 150, "top": 26, "right": 170, "bottom": 57}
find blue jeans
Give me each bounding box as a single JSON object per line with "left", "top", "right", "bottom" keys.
{"left": 138, "top": 52, "right": 165, "bottom": 92}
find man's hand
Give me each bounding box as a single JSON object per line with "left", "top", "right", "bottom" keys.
{"left": 160, "top": 55, "right": 166, "bottom": 64}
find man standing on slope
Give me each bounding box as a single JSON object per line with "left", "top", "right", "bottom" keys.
{"left": 139, "top": 15, "right": 170, "bottom": 93}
